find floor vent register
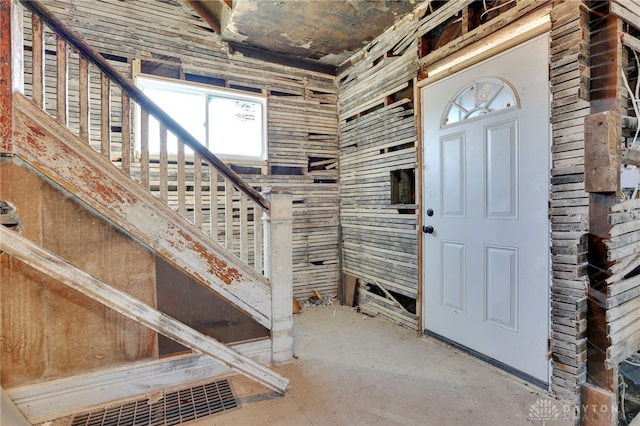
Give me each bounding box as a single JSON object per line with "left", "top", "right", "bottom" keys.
{"left": 70, "top": 379, "right": 239, "bottom": 426}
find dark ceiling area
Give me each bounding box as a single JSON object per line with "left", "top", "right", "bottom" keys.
{"left": 186, "top": 0, "right": 426, "bottom": 74}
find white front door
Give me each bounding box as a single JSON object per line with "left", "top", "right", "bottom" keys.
{"left": 422, "top": 35, "right": 550, "bottom": 383}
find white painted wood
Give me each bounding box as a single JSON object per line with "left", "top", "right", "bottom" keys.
{"left": 225, "top": 179, "right": 234, "bottom": 251}
{"left": 254, "top": 205, "right": 263, "bottom": 273}
{"left": 263, "top": 188, "right": 294, "bottom": 364}
{"left": 11, "top": 0, "right": 24, "bottom": 94}
{"left": 7, "top": 339, "right": 271, "bottom": 424}
{"left": 240, "top": 193, "right": 248, "bottom": 262}
{"left": 422, "top": 35, "right": 550, "bottom": 382}
{"left": 1, "top": 387, "right": 30, "bottom": 426}
{"left": 0, "top": 226, "right": 289, "bottom": 395}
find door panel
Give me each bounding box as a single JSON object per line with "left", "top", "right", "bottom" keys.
{"left": 485, "top": 120, "right": 518, "bottom": 219}
{"left": 441, "top": 132, "right": 466, "bottom": 217}
{"left": 441, "top": 241, "right": 466, "bottom": 313}
{"left": 422, "top": 35, "right": 550, "bottom": 383}
{"left": 484, "top": 245, "right": 518, "bottom": 331}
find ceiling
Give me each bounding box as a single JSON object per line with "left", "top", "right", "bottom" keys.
{"left": 186, "top": 0, "right": 426, "bottom": 74}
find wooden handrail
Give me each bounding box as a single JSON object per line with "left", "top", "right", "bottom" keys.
{"left": 20, "top": 0, "right": 270, "bottom": 211}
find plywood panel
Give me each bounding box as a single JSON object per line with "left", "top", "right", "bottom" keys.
{"left": 0, "top": 160, "right": 156, "bottom": 387}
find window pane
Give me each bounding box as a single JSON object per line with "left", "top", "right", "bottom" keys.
{"left": 442, "top": 78, "right": 518, "bottom": 127}
{"left": 141, "top": 83, "right": 206, "bottom": 153}
{"left": 208, "top": 97, "right": 264, "bottom": 159}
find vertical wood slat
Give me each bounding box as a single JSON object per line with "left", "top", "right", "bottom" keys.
{"left": 225, "top": 179, "right": 234, "bottom": 251}
{"left": 159, "top": 122, "right": 168, "bottom": 202}
{"left": 31, "top": 13, "right": 44, "bottom": 109}
{"left": 140, "top": 108, "right": 150, "bottom": 189}
{"left": 240, "top": 194, "right": 248, "bottom": 262}
{"left": 121, "top": 91, "right": 131, "bottom": 175}
{"left": 78, "top": 56, "right": 89, "bottom": 142}
{"left": 100, "top": 73, "right": 110, "bottom": 158}
{"left": 210, "top": 168, "right": 218, "bottom": 240}
{"left": 194, "top": 154, "right": 203, "bottom": 230}
{"left": 0, "top": 1, "right": 14, "bottom": 155}
{"left": 177, "top": 139, "right": 186, "bottom": 216}
{"left": 254, "top": 205, "right": 263, "bottom": 273}
{"left": 55, "top": 35, "right": 67, "bottom": 126}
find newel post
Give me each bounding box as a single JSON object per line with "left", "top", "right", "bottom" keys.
{"left": 0, "top": 0, "right": 23, "bottom": 155}
{"left": 262, "top": 187, "right": 293, "bottom": 364}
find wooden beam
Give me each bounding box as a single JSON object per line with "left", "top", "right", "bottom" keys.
{"left": 590, "top": 4, "right": 622, "bottom": 114}
{"left": 0, "top": 226, "right": 289, "bottom": 394}
{"left": 584, "top": 2, "right": 623, "bottom": 396}
{"left": 584, "top": 111, "right": 621, "bottom": 193}
{"left": 419, "top": 3, "right": 551, "bottom": 86}
{"left": 588, "top": 191, "right": 618, "bottom": 392}
{"left": 184, "top": 0, "right": 228, "bottom": 35}
{"left": 263, "top": 188, "right": 293, "bottom": 364}
{"left": 0, "top": 0, "right": 22, "bottom": 155}
{"left": 0, "top": 4, "right": 9, "bottom": 151}
{"left": 580, "top": 383, "right": 617, "bottom": 426}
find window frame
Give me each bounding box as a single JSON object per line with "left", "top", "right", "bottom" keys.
{"left": 441, "top": 77, "right": 520, "bottom": 128}
{"left": 135, "top": 74, "right": 268, "bottom": 164}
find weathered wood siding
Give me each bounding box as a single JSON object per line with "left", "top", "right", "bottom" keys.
{"left": 550, "top": 0, "right": 590, "bottom": 404}
{"left": 337, "top": 15, "right": 420, "bottom": 328}
{"left": 26, "top": 0, "right": 340, "bottom": 303}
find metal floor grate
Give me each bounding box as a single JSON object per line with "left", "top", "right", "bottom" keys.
{"left": 70, "top": 379, "right": 239, "bottom": 426}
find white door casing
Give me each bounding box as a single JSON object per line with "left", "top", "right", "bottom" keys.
{"left": 422, "top": 35, "right": 550, "bottom": 382}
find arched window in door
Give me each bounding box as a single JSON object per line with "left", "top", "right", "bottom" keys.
{"left": 441, "top": 77, "right": 519, "bottom": 127}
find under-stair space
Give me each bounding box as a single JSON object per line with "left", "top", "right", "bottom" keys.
{"left": 1, "top": 0, "right": 295, "bottom": 423}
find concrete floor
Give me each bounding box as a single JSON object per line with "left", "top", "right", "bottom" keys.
{"left": 195, "top": 305, "right": 576, "bottom": 426}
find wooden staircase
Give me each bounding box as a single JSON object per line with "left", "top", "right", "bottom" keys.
{"left": 1, "top": 0, "right": 293, "bottom": 422}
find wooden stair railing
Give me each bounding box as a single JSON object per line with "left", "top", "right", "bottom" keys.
{"left": 8, "top": 0, "right": 294, "bottom": 365}
{"left": 20, "top": 0, "right": 267, "bottom": 272}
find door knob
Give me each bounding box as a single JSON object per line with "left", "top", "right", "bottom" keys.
{"left": 422, "top": 225, "right": 434, "bottom": 234}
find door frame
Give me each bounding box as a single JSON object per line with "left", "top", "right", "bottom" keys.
{"left": 416, "top": 31, "right": 553, "bottom": 387}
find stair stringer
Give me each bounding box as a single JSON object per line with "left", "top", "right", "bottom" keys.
{"left": 0, "top": 225, "right": 289, "bottom": 395}
{"left": 11, "top": 93, "right": 273, "bottom": 329}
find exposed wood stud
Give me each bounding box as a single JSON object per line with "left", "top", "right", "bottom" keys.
{"left": 55, "top": 36, "right": 67, "bottom": 126}
{"left": 240, "top": 193, "right": 248, "bottom": 262}
{"left": 177, "top": 139, "right": 186, "bottom": 216}
{"left": 0, "top": 0, "right": 20, "bottom": 154}
{"left": 121, "top": 91, "right": 131, "bottom": 175}
{"left": 254, "top": 205, "right": 263, "bottom": 273}
{"left": 211, "top": 168, "right": 219, "bottom": 241}
{"left": 159, "top": 122, "right": 168, "bottom": 202}
{"left": 100, "top": 73, "right": 110, "bottom": 158}
{"left": 140, "top": 108, "right": 150, "bottom": 189}
{"left": 225, "top": 179, "right": 234, "bottom": 251}
{"left": 194, "top": 154, "right": 203, "bottom": 230}
{"left": 31, "top": 13, "right": 44, "bottom": 109}
{"left": 78, "top": 57, "right": 89, "bottom": 142}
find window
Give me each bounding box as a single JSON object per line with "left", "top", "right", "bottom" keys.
{"left": 136, "top": 76, "right": 267, "bottom": 162}
{"left": 442, "top": 77, "right": 518, "bottom": 127}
